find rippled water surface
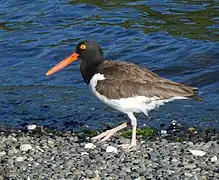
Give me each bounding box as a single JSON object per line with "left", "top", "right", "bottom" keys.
{"left": 0, "top": 0, "right": 219, "bottom": 130}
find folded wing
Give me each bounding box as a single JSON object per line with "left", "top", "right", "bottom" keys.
{"left": 96, "top": 61, "right": 197, "bottom": 99}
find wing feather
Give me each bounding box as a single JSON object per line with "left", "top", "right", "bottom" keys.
{"left": 96, "top": 61, "right": 197, "bottom": 99}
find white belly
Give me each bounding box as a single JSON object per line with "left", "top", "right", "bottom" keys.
{"left": 89, "top": 73, "right": 187, "bottom": 116}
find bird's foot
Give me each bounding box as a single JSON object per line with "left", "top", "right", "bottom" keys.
{"left": 91, "top": 122, "right": 128, "bottom": 143}
{"left": 119, "top": 143, "right": 137, "bottom": 151}
{"left": 92, "top": 129, "right": 117, "bottom": 143}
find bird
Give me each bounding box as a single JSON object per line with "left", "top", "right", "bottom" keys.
{"left": 46, "top": 40, "right": 198, "bottom": 149}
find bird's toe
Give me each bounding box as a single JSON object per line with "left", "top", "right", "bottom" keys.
{"left": 119, "top": 144, "right": 137, "bottom": 151}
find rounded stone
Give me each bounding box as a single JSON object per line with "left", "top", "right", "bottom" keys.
{"left": 8, "top": 148, "right": 18, "bottom": 155}
{"left": 189, "top": 149, "right": 206, "bottom": 156}
{"left": 0, "top": 151, "right": 6, "bottom": 157}
{"left": 184, "top": 164, "right": 196, "bottom": 169}
{"left": 211, "top": 156, "right": 218, "bottom": 162}
{"left": 20, "top": 144, "right": 33, "bottom": 152}
{"left": 85, "top": 143, "right": 96, "bottom": 149}
{"left": 27, "top": 124, "right": 37, "bottom": 130}
{"left": 106, "top": 146, "right": 118, "bottom": 153}
{"left": 16, "top": 156, "right": 25, "bottom": 162}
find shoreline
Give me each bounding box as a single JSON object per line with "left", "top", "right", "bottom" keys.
{"left": 0, "top": 125, "right": 219, "bottom": 179}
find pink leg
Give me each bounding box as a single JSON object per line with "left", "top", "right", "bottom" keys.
{"left": 92, "top": 122, "right": 128, "bottom": 143}
{"left": 120, "top": 113, "right": 137, "bottom": 149}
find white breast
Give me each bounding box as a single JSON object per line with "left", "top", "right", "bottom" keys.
{"left": 89, "top": 73, "right": 187, "bottom": 116}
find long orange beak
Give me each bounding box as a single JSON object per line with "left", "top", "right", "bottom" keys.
{"left": 46, "top": 52, "right": 79, "bottom": 76}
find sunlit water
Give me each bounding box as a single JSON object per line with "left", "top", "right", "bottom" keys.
{"left": 0, "top": 0, "right": 219, "bottom": 130}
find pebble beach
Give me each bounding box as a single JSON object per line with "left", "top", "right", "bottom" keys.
{"left": 1, "top": 125, "right": 219, "bottom": 180}
{"left": 1, "top": 1, "right": 219, "bottom": 180}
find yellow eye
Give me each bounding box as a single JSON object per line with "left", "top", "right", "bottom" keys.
{"left": 80, "top": 44, "right": 86, "bottom": 49}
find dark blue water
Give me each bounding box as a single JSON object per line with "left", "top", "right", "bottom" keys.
{"left": 0, "top": 0, "right": 219, "bottom": 130}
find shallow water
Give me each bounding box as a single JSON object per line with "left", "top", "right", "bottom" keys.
{"left": 0, "top": 0, "right": 219, "bottom": 130}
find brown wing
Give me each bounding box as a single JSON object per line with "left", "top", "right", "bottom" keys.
{"left": 98, "top": 61, "right": 159, "bottom": 83}
{"left": 96, "top": 61, "right": 197, "bottom": 99}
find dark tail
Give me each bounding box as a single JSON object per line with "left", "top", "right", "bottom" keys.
{"left": 189, "top": 87, "right": 203, "bottom": 101}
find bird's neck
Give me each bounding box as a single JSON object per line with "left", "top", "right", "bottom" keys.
{"left": 80, "top": 60, "right": 104, "bottom": 84}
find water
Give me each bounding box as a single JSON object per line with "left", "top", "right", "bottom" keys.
{"left": 0, "top": 0, "right": 219, "bottom": 131}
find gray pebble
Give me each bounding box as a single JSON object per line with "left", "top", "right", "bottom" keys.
{"left": 16, "top": 156, "right": 25, "bottom": 162}
{"left": 110, "top": 173, "right": 119, "bottom": 179}
{"left": 85, "top": 169, "right": 93, "bottom": 176}
{"left": 20, "top": 144, "right": 32, "bottom": 151}
{"left": 119, "top": 171, "right": 127, "bottom": 177}
{"left": 132, "top": 165, "right": 140, "bottom": 171}
{"left": 184, "top": 164, "right": 196, "bottom": 169}
{"left": 1, "top": 130, "right": 219, "bottom": 179}
{"left": 0, "top": 151, "right": 6, "bottom": 157}
{"left": 8, "top": 147, "right": 18, "bottom": 155}
{"left": 132, "top": 159, "right": 141, "bottom": 164}
{"left": 122, "top": 166, "right": 132, "bottom": 173}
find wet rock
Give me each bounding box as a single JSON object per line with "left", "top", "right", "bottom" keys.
{"left": 27, "top": 124, "right": 37, "bottom": 130}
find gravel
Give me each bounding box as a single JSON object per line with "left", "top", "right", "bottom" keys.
{"left": 0, "top": 126, "right": 219, "bottom": 180}
{"left": 20, "top": 144, "right": 33, "bottom": 152}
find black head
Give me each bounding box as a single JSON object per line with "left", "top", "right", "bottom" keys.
{"left": 76, "top": 40, "right": 104, "bottom": 84}
{"left": 46, "top": 40, "right": 104, "bottom": 84}
{"left": 75, "top": 40, "right": 104, "bottom": 65}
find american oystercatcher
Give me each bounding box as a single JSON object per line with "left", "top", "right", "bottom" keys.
{"left": 46, "top": 40, "right": 198, "bottom": 149}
